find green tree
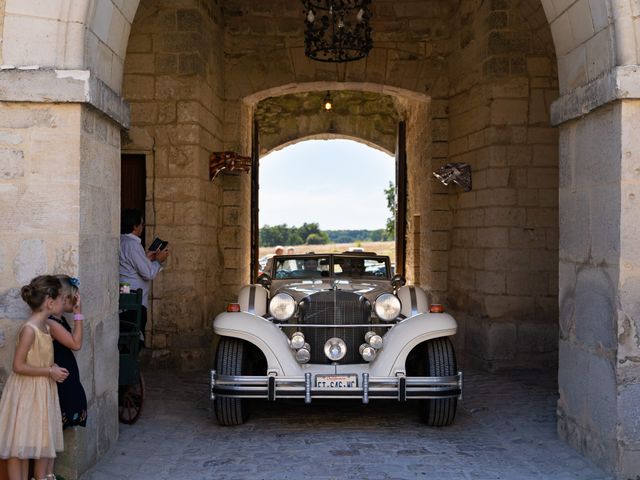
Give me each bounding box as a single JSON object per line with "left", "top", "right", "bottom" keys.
{"left": 306, "top": 232, "right": 329, "bottom": 244}
{"left": 297, "top": 222, "right": 322, "bottom": 241}
{"left": 288, "top": 232, "right": 304, "bottom": 245}
{"left": 385, "top": 181, "right": 396, "bottom": 240}
{"left": 260, "top": 224, "right": 292, "bottom": 246}
{"left": 369, "top": 229, "right": 385, "bottom": 242}
{"left": 260, "top": 223, "right": 323, "bottom": 246}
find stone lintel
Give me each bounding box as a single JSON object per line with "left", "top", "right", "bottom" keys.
{"left": 551, "top": 65, "right": 640, "bottom": 126}
{"left": 0, "top": 68, "right": 131, "bottom": 128}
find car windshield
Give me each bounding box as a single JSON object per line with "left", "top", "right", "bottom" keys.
{"left": 334, "top": 256, "right": 387, "bottom": 278}
{"left": 273, "top": 255, "right": 389, "bottom": 280}
{"left": 274, "top": 256, "right": 329, "bottom": 279}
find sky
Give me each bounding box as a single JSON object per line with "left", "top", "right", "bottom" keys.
{"left": 259, "top": 139, "right": 395, "bottom": 230}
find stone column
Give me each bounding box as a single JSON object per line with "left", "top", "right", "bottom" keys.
{"left": 0, "top": 69, "right": 129, "bottom": 478}
{"left": 553, "top": 70, "right": 640, "bottom": 478}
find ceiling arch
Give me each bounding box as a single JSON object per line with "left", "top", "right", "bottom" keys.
{"left": 255, "top": 89, "right": 402, "bottom": 155}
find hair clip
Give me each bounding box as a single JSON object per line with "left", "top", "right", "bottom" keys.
{"left": 68, "top": 277, "right": 80, "bottom": 287}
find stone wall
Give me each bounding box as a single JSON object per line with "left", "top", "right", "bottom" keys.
{"left": 122, "top": 0, "right": 226, "bottom": 370}
{"left": 556, "top": 100, "right": 640, "bottom": 478}
{"left": 0, "top": 0, "right": 5, "bottom": 64}
{"left": 0, "top": 102, "right": 121, "bottom": 478}
{"left": 67, "top": 106, "right": 122, "bottom": 476}
{"left": 255, "top": 91, "right": 399, "bottom": 155}
{"left": 447, "top": 0, "right": 559, "bottom": 370}
{"left": 223, "top": 0, "right": 454, "bottom": 150}
{"left": 0, "top": 0, "right": 138, "bottom": 94}
{"left": 543, "top": 0, "right": 614, "bottom": 96}
{"left": 400, "top": 96, "right": 450, "bottom": 302}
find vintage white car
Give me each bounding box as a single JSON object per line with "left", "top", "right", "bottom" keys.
{"left": 210, "top": 252, "right": 462, "bottom": 426}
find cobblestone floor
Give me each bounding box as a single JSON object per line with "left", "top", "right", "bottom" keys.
{"left": 81, "top": 368, "right": 612, "bottom": 480}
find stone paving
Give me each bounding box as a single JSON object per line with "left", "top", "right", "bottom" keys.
{"left": 81, "top": 368, "right": 612, "bottom": 480}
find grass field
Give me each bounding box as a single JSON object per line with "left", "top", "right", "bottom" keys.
{"left": 259, "top": 241, "right": 395, "bottom": 263}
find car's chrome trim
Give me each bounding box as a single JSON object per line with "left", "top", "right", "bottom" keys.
{"left": 277, "top": 324, "right": 395, "bottom": 328}
{"left": 408, "top": 286, "right": 418, "bottom": 316}
{"left": 248, "top": 285, "right": 256, "bottom": 314}
{"left": 211, "top": 371, "right": 463, "bottom": 401}
{"left": 304, "top": 372, "right": 312, "bottom": 403}
{"left": 398, "top": 373, "right": 407, "bottom": 402}
{"left": 362, "top": 372, "right": 369, "bottom": 404}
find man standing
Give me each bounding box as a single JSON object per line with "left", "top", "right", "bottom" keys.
{"left": 119, "top": 208, "right": 169, "bottom": 345}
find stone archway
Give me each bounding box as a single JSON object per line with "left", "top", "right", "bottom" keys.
{"left": 0, "top": 0, "right": 639, "bottom": 477}
{"left": 243, "top": 85, "right": 436, "bottom": 291}
{"left": 252, "top": 88, "right": 428, "bottom": 291}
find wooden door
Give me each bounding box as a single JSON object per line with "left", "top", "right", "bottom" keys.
{"left": 395, "top": 121, "right": 407, "bottom": 277}
{"left": 121, "top": 153, "right": 146, "bottom": 243}
{"left": 250, "top": 120, "right": 260, "bottom": 282}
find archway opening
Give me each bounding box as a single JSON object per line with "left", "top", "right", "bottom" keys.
{"left": 258, "top": 139, "right": 396, "bottom": 262}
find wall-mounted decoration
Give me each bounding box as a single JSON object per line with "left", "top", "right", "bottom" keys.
{"left": 433, "top": 163, "right": 472, "bottom": 192}
{"left": 209, "top": 151, "right": 252, "bottom": 181}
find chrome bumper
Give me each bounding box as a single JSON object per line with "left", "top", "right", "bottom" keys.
{"left": 210, "top": 370, "right": 463, "bottom": 404}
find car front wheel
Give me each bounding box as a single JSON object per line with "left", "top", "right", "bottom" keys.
{"left": 421, "top": 337, "right": 458, "bottom": 426}
{"left": 214, "top": 337, "right": 249, "bottom": 426}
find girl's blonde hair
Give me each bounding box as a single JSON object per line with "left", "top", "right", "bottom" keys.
{"left": 55, "top": 274, "right": 79, "bottom": 304}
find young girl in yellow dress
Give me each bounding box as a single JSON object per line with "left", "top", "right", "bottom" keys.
{"left": 0, "top": 275, "right": 69, "bottom": 480}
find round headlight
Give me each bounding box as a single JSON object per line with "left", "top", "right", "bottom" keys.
{"left": 365, "top": 331, "right": 383, "bottom": 350}
{"left": 360, "top": 344, "right": 377, "bottom": 362}
{"left": 295, "top": 347, "right": 310, "bottom": 363}
{"left": 269, "top": 293, "right": 296, "bottom": 321}
{"left": 374, "top": 293, "right": 401, "bottom": 321}
{"left": 324, "top": 337, "right": 347, "bottom": 361}
{"left": 290, "top": 332, "right": 305, "bottom": 350}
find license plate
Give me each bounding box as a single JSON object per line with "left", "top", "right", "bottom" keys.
{"left": 315, "top": 374, "right": 357, "bottom": 389}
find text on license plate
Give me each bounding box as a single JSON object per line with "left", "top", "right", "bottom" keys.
{"left": 315, "top": 374, "right": 357, "bottom": 388}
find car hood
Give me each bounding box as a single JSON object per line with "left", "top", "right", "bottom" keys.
{"left": 272, "top": 279, "right": 392, "bottom": 303}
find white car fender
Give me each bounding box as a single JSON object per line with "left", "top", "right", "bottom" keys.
{"left": 369, "top": 312, "right": 457, "bottom": 377}
{"left": 214, "top": 311, "right": 457, "bottom": 378}
{"left": 237, "top": 285, "right": 269, "bottom": 316}
{"left": 213, "top": 312, "right": 299, "bottom": 375}
{"left": 396, "top": 285, "right": 430, "bottom": 317}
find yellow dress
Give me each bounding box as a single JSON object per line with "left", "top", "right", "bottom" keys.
{"left": 0, "top": 322, "right": 63, "bottom": 459}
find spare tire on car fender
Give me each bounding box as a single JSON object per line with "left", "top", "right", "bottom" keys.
{"left": 422, "top": 337, "right": 458, "bottom": 426}
{"left": 214, "top": 337, "right": 249, "bottom": 426}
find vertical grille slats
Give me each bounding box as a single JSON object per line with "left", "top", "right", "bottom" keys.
{"left": 299, "top": 290, "right": 371, "bottom": 364}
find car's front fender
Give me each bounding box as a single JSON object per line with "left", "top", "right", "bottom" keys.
{"left": 213, "top": 311, "right": 457, "bottom": 377}
{"left": 370, "top": 313, "right": 457, "bottom": 376}
{"left": 213, "top": 312, "right": 299, "bottom": 375}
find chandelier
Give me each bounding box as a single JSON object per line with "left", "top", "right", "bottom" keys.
{"left": 301, "top": 0, "right": 373, "bottom": 63}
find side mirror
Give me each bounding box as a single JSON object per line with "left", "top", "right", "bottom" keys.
{"left": 391, "top": 274, "right": 406, "bottom": 289}
{"left": 256, "top": 273, "right": 271, "bottom": 288}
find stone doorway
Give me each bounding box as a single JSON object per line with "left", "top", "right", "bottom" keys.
{"left": 0, "top": 0, "right": 638, "bottom": 477}
{"left": 252, "top": 90, "right": 410, "bottom": 280}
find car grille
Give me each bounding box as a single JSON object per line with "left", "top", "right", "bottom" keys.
{"left": 298, "top": 290, "right": 371, "bottom": 364}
